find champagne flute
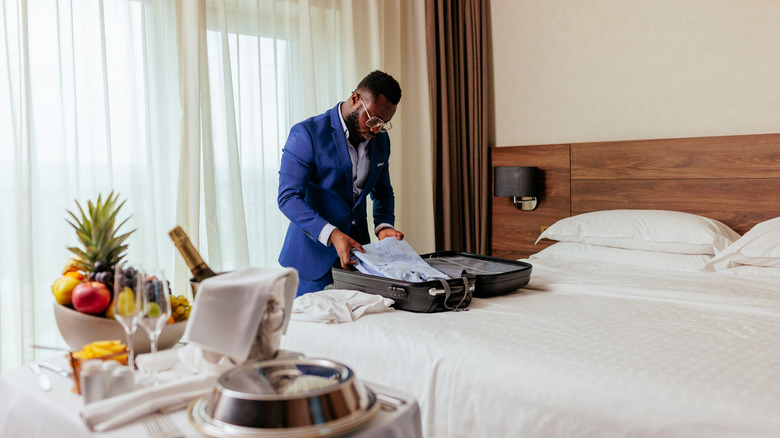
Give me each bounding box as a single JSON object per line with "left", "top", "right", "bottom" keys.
{"left": 112, "top": 263, "right": 142, "bottom": 372}
{"left": 138, "top": 270, "right": 172, "bottom": 386}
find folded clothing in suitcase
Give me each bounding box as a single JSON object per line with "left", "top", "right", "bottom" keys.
{"left": 332, "top": 250, "right": 532, "bottom": 312}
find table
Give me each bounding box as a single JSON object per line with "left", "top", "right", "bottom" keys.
{"left": 0, "top": 355, "right": 421, "bottom": 438}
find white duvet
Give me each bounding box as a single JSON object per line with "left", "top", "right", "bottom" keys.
{"left": 281, "top": 255, "right": 780, "bottom": 438}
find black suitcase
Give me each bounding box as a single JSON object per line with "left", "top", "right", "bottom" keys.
{"left": 331, "top": 266, "right": 474, "bottom": 313}
{"left": 331, "top": 252, "right": 532, "bottom": 312}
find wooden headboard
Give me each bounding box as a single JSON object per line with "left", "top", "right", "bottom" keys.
{"left": 490, "top": 133, "right": 780, "bottom": 259}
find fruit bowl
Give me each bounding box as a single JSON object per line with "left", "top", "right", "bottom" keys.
{"left": 53, "top": 302, "right": 187, "bottom": 354}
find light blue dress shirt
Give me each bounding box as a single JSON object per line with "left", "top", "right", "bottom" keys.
{"left": 351, "top": 238, "right": 449, "bottom": 282}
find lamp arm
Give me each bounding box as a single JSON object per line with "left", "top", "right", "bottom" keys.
{"left": 512, "top": 196, "right": 538, "bottom": 211}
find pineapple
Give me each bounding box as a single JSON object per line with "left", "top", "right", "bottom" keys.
{"left": 65, "top": 191, "right": 135, "bottom": 285}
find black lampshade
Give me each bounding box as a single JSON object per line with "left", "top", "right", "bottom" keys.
{"left": 494, "top": 166, "right": 539, "bottom": 198}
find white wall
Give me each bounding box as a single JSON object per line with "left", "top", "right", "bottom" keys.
{"left": 490, "top": 0, "right": 780, "bottom": 146}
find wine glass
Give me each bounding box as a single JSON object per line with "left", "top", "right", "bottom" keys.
{"left": 113, "top": 263, "right": 142, "bottom": 372}
{"left": 138, "top": 270, "right": 172, "bottom": 386}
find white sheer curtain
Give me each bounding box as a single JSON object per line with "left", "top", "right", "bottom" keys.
{"left": 1, "top": 0, "right": 181, "bottom": 372}
{"left": 0, "top": 0, "right": 431, "bottom": 372}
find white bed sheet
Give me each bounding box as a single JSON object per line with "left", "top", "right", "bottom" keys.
{"left": 280, "top": 255, "right": 780, "bottom": 438}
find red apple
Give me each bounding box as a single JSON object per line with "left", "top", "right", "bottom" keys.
{"left": 72, "top": 281, "right": 111, "bottom": 315}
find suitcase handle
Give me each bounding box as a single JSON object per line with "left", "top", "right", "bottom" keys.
{"left": 434, "top": 277, "right": 472, "bottom": 312}
{"left": 428, "top": 282, "right": 475, "bottom": 296}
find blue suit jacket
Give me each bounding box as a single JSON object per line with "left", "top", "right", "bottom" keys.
{"left": 277, "top": 103, "right": 395, "bottom": 281}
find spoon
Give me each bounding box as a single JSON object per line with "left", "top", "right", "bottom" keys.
{"left": 28, "top": 363, "right": 52, "bottom": 391}
{"left": 38, "top": 361, "right": 72, "bottom": 378}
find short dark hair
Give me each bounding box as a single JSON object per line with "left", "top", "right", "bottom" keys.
{"left": 356, "top": 70, "right": 402, "bottom": 105}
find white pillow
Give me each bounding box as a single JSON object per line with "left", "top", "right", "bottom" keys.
{"left": 531, "top": 241, "right": 713, "bottom": 271}
{"left": 536, "top": 209, "right": 740, "bottom": 255}
{"left": 701, "top": 217, "right": 780, "bottom": 271}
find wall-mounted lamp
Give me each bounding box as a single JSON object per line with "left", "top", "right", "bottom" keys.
{"left": 494, "top": 166, "right": 540, "bottom": 210}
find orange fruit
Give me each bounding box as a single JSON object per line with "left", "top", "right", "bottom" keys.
{"left": 64, "top": 271, "right": 85, "bottom": 281}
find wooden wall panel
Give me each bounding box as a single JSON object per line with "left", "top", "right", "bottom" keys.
{"left": 572, "top": 134, "right": 780, "bottom": 180}
{"left": 491, "top": 145, "right": 570, "bottom": 259}
{"left": 572, "top": 179, "right": 780, "bottom": 235}
{"left": 490, "top": 133, "right": 780, "bottom": 257}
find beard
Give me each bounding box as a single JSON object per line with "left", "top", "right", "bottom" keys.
{"left": 345, "top": 109, "right": 365, "bottom": 147}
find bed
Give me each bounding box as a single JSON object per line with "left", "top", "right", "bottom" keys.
{"left": 280, "top": 133, "right": 780, "bottom": 438}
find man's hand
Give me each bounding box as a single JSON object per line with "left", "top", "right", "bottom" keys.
{"left": 329, "top": 229, "right": 365, "bottom": 270}
{"left": 377, "top": 227, "right": 404, "bottom": 241}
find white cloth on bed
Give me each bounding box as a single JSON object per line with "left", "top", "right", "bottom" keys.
{"left": 291, "top": 289, "right": 394, "bottom": 323}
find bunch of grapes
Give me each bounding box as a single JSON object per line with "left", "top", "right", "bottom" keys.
{"left": 120, "top": 266, "right": 138, "bottom": 285}
{"left": 92, "top": 261, "right": 115, "bottom": 290}
{"left": 170, "top": 294, "right": 191, "bottom": 322}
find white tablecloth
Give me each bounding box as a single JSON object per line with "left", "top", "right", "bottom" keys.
{"left": 0, "top": 355, "right": 421, "bottom": 438}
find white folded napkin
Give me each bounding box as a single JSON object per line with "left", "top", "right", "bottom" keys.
{"left": 80, "top": 344, "right": 235, "bottom": 432}
{"left": 136, "top": 347, "right": 180, "bottom": 372}
{"left": 80, "top": 373, "right": 213, "bottom": 432}
{"left": 134, "top": 344, "right": 235, "bottom": 383}
{"left": 291, "top": 289, "right": 394, "bottom": 323}
{"left": 183, "top": 266, "right": 298, "bottom": 363}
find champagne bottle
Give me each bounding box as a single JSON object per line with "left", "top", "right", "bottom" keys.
{"left": 168, "top": 226, "right": 217, "bottom": 283}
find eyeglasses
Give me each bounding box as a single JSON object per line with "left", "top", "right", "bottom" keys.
{"left": 357, "top": 94, "right": 393, "bottom": 132}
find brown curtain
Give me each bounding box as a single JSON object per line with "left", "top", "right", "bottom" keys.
{"left": 426, "top": 0, "right": 490, "bottom": 253}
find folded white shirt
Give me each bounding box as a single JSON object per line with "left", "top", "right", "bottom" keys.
{"left": 291, "top": 289, "right": 394, "bottom": 323}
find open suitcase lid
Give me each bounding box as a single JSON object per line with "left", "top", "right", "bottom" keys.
{"left": 420, "top": 251, "right": 532, "bottom": 298}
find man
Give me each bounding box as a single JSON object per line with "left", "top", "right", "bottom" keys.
{"left": 278, "top": 70, "right": 405, "bottom": 296}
